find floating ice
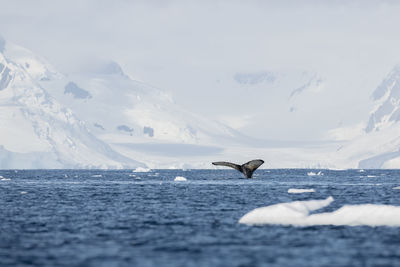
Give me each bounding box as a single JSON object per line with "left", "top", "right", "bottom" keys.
{"left": 239, "top": 197, "right": 400, "bottom": 227}
{"left": 288, "top": 188, "right": 315, "bottom": 194}
{"left": 307, "top": 171, "right": 323, "bottom": 176}
{"left": 0, "top": 175, "right": 10, "bottom": 181}
{"left": 133, "top": 167, "right": 151, "bottom": 172}
{"left": 174, "top": 176, "right": 187, "bottom": 182}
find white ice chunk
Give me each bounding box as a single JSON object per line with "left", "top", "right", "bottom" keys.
{"left": 133, "top": 167, "right": 151, "bottom": 172}
{"left": 0, "top": 175, "right": 10, "bottom": 181}
{"left": 174, "top": 176, "right": 187, "bottom": 182}
{"left": 288, "top": 188, "right": 315, "bottom": 194}
{"left": 239, "top": 197, "right": 400, "bottom": 227}
{"left": 307, "top": 171, "right": 323, "bottom": 176}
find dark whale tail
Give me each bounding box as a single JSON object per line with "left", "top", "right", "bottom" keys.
{"left": 212, "top": 159, "right": 264, "bottom": 178}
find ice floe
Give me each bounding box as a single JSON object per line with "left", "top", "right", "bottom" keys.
{"left": 288, "top": 188, "right": 315, "bottom": 194}
{"left": 133, "top": 167, "right": 151, "bottom": 172}
{"left": 239, "top": 196, "right": 400, "bottom": 227}
{"left": 0, "top": 175, "right": 10, "bottom": 181}
{"left": 307, "top": 171, "right": 323, "bottom": 176}
{"left": 174, "top": 176, "right": 187, "bottom": 182}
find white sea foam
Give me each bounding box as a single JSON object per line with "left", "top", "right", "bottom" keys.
{"left": 288, "top": 188, "right": 315, "bottom": 194}
{"left": 393, "top": 186, "right": 400, "bottom": 190}
{"left": 91, "top": 174, "right": 102, "bottom": 178}
{"left": 129, "top": 174, "right": 136, "bottom": 177}
{"left": 174, "top": 176, "right": 187, "bottom": 182}
{"left": 358, "top": 169, "right": 365, "bottom": 173}
{"left": 239, "top": 197, "right": 400, "bottom": 227}
{"left": 20, "top": 191, "right": 27, "bottom": 194}
{"left": 367, "top": 175, "right": 377, "bottom": 178}
{"left": 133, "top": 167, "right": 151, "bottom": 172}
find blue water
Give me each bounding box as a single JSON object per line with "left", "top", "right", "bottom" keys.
{"left": 1, "top": 169, "right": 400, "bottom": 267}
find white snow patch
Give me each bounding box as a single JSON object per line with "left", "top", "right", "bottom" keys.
{"left": 174, "top": 176, "right": 187, "bottom": 182}
{"left": 133, "top": 167, "right": 151, "bottom": 172}
{"left": 239, "top": 197, "right": 400, "bottom": 227}
{"left": 288, "top": 188, "right": 315, "bottom": 194}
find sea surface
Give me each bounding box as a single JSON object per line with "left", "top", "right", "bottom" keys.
{"left": 1, "top": 169, "right": 400, "bottom": 267}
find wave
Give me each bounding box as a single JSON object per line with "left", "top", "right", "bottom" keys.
{"left": 239, "top": 197, "right": 400, "bottom": 227}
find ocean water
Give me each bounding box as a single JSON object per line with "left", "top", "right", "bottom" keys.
{"left": 1, "top": 169, "right": 400, "bottom": 266}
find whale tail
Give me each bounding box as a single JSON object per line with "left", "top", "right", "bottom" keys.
{"left": 212, "top": 159, "right": 264, "bottom": 178}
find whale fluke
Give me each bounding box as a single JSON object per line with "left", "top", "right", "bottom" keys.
{"left": 212, "top": 159, "right": 264, "bottom": 178}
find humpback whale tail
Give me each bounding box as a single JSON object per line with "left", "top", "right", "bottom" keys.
{"left": 212, "top": 159, "right": 264, "bottom": 178}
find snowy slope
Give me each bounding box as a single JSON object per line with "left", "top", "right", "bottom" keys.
{"left": 0, "top": 38, "right": 143, "bottom": 169}
{"left": 43, "top": 63, "right": 239, "bottom": 145}
{"left": 326, "top": 65, "right": 400, "bottom": 168}
{"left": 25, "top": 59, "right": 253, "bottom": 168}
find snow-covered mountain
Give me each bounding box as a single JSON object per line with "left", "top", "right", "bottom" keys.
{"left": 366, "top": 65, "right": 400, "bottom": 133}
{"left": 43, "top": 61, "right": 239, "bottom": 146}
{"left": 5, "top": 36, "right": 400, "bottom": 169}
{"left": 0, "top": 37, "right": 247, "bottom": 169}
{"left": 325, "top": 65, "right": 400, "bottom": 169}
{"left": 43, "top": 63, "right": 248, "bottom": 168}
{"left": 0, "top": 38, "right": 143, "bottom": 169}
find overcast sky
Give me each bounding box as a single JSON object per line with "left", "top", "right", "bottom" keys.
{"left": 1, "top": 0, "right": 400, "bottom": 141}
